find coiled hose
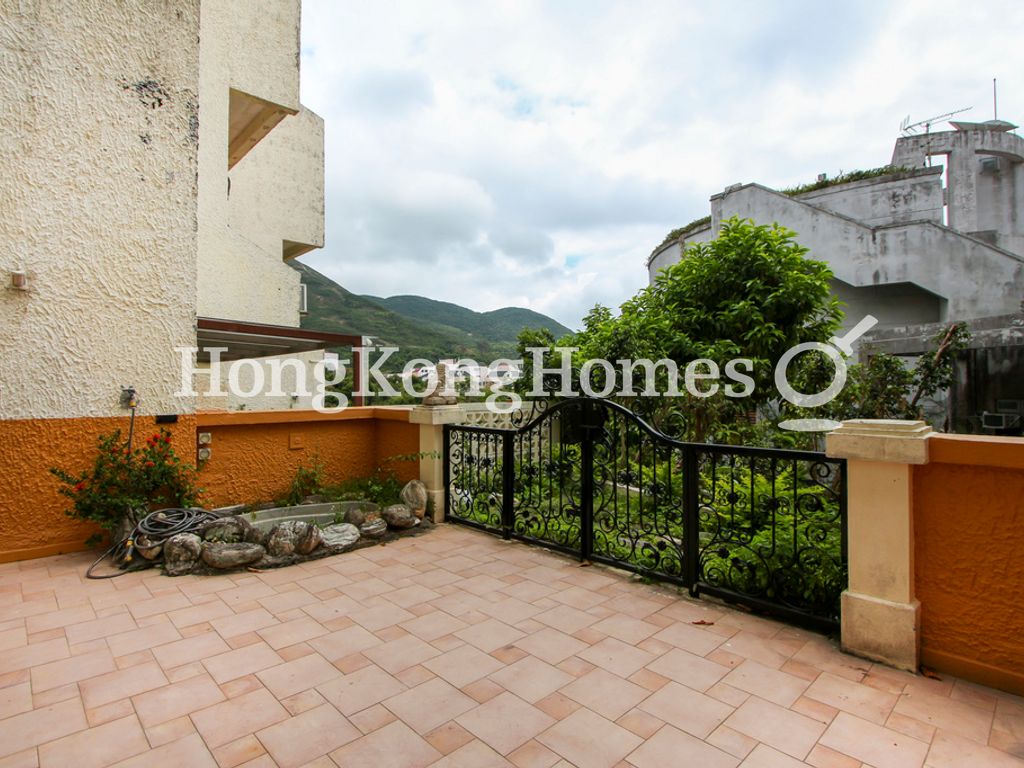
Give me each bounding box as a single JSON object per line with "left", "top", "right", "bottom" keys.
{"left": 85, "top": 507, "right": 220, "bottom": 579}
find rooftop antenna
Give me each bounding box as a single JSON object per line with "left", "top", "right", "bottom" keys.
{"left": 993, "top": 77, "right": 998, "bottom": 120}
{"left": 900, "top": 107, "right": 973, "bottom": 167}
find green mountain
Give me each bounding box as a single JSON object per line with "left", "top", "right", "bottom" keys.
{"left": 362, "top": 294, "right": 573, "bottom": 341}
{"left": 290, "top": 261, "right": 571, "bottom": 369}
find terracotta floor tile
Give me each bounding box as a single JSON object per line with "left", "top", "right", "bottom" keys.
{"left": 108, "top": 732, "right": 217, "bottom": 767}
{"left": 537, "top": 708, "right": 643, "bottom": 768}
{"left": 382, "top": 677, "right": 477, "bottom": 734}
{"left": 424, "top": 721, "right": 476, "bottom": 755}
{"left": 508, "top": 739, "right": 561, "bottom": 768}
{"left": 0, "top": 698, "right": 87, "bottom": 759}
{"left": 256, "top": 617, "right": 328, "bottom": 650}
{"left": 304, "top": 623, "right": 378, "bottom": 662}
{"left": 190, "top": 687, "right": 288, "bottom": 748}
{"left": 29, "top": 649, "right": 115, "bottom": 692}
{"left": 818, "top": 711, "right": 929, "bottom": 768}
{"left": 739, "top": 743, "right": 810, "bottom": 767}
{"left": 894, "top": 687, "right": 994, "bottom": 743}
{"left": 25, "top": 605, "right": 95, "bottom": 635}
{"left": 533, "top": 605, "right": 600, "bottom": 635}
{"left": 255, "top": 653, "right": 341, "bottom": 699}
{"left": 79, "top": 660, "right": 168, "bottom": 709}
{"left": 201, "top": 641, "right": 283, "bottom": 684}
{"left": 804, "top": 671, "right": 899, "bottom": 725}
{"left": 328, "top": 719, "right": 441, "bottom": 768}
{"left": 210, "top": 734, "right": 265, "bottom": 768}
{"left": 646, "top": 647, "right": 731, "bottom": 692}
{"left": 463, "top": 678, "right": 506, "bottom": 704}
{"left": 578, "top": 636, "right": 656, "bottom": 678}
{"left": 0, "top": 638, "right": 69, "bottom": 676}
{"left": 37, "top": 714, "right": 148, "bottom": 768}
{"left": 150, "top": 630, "right": 229, "bottom": 670}
{"left": 424, "top": 644, "right": 505, "bottom": 688}
{"left": 627, "top": 724, "right": 739, "bottom": 768}
{"left": 165, "top": 600, "right": 233, "bottom": 629}
{"left": 638, "top": 680, "right": 734, "bottom": 739}
{"left": 143, "top": 714, "right": 195, "bottom": 748}
{"left": 706, "top": 724, "right": 757, "bottom": 759}
{"left": 928, "top": 729, "right": 1024, "bottom": 767}
{"left": 559, "top": 667, "right": 650, "bottom": 720}
{"left": 721, "top": 659, "right": 811, "bottom": 708}
{"left": 454, "top": 618, "right": 526, "bottom": 654}
{"left": 725, "top": 695, "right": 826, "bottom": 760}
{"left": 430, "top": 738, "right": 517, "bottom": 766}
{"left": 454, "top": 691, "right": 555, "bottom": 755}
{"left": 488, "top": 656, "right": 574, "bottom": 703}
{"left": 349, "top": 702, "right": 398, "bottom": 734}
{"left": 209, "top": 608, "right": 279, "bottom": 639}
{"left": 131, "top": 673, "right": 225, "bottom": 727}
{"left": 256, "top": 702, "right": 360, "bottom": 768}
{"left": 0, "top": 682, "right": 32, "bottom": 720}
{"left": 651, "top": 621, "right": 726, "bottom": 657}
{"left": 805, "top": 743, "right": 861, "bottom": 768}
{"left": 220, "top": 673, "right": 264, "bottom": 699}
{"left": 361, "top": 622, "right": 439, "bottom": 667}
{"left": 400, "top": 610, "right": 468, "bottom": 642}
{"left": 513, "top": 627, "right": 588, "bottom": 665}
{"left": 318, "top": 663, "right": 406, "bottom": 716}
{"left": 279, "top": 687, "right": 326, "bottom": 715}
{"left": 106, "top": 622, "right": 181, "bottom": 658}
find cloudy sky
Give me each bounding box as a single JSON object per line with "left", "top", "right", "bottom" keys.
{"left": 297, "top": 0, "right": 1024, "bottom": 330}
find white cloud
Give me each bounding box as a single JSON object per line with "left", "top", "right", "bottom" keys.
{"left": 297, "top": 0, "right": 1024, "bottom": 330}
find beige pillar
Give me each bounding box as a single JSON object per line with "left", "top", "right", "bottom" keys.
{"left": 826, "top": 419, "right": 932, "bottom": 671}
{"left": 409, "top": 405, "right": 463, "bottom": 523}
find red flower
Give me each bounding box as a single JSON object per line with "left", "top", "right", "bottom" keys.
{"left": 163, "top": 435, "right": 171, "bottom": 444}
{"left": 74, "top": 482, "right": 85, "bottom": 492}
{"left": 145, "top": 460, "right": 155, "bottom": 468}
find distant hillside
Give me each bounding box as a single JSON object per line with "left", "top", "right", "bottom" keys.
{"left": 363, "top": 294, "right": 573, "bottom": 341}
{"left": 289, "top": 261, "right": 571, "bottom": 369}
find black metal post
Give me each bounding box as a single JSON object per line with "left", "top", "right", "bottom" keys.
{"left": 683, "top": 444, "right": 699, "bottom": 595}
{"left": 579, "top": 401, "right": 594, "bottom": 563}
{"left": 501, "top": 431, "right": 515, "bottom": 540}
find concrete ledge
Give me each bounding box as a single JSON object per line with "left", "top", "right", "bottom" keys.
{"left": 826, "top": 419, "right": 932, "bottom": 464}
{"left": 409, "top": 405, "right": 464, "bottom": 426}
{"left": 841, "top": 590, "right": 920, "bottom": 671}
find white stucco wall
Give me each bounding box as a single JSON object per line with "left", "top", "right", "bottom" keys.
{"left": 196, "top": 0, "right": 323, "bottom": 328}
{"left": 0, "top": 1, "right": 201, "bottom": 420}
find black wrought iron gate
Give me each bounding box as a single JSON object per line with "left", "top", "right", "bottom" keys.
{"left": 444, "top": 398, "right": 847, "bottom": 630}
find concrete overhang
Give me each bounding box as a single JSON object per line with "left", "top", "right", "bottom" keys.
{"left": 227, "top": 89, "right": 297, "bottom": 169}
{"left": 196, "top": 317, "right": 362, "bottom": 362}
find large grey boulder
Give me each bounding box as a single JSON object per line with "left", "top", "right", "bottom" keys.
{"left": 201, "top": 542, "right": 265, "bottom": 570}
{"left": 265, "top": 520, "right": 322, "bottom": 557}
{"left": 360, "top": 517, "right": 387, "bottom": 538}
{"left": 200, "top": 515, "right": 259, "bottom": 544}
{"left": 163, "top": 533, "right": 203, "bottom": 576}
{"left": 382, "top": 504, "right": 420, "bottom": 529}
{"left": 400, "top": 480, "right": 428, "bottom": 519}
{"left": 320, "top": 523, "right": 360, "bottom": 552}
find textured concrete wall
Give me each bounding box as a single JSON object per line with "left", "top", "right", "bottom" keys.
{"left": 0, "top": 2, "right": 201, "bottom": 420}
{"left": 196, "top": 409, "right": 418, "bottom": 507}
{"left": 799, "top": 169, "right": 943, "bottom": 227}
{"left": 0, "top": 415, "right": 198, "bottom": 562}
{"left": 913, "top": 434, "right": 1024, "bottom": 695}
{"left": 196, "top": 0, "right": 321, "bottom": 328}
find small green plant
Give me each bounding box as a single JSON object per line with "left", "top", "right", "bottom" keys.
{"left": 51, "top": 428, "right": 199, "bottom": 545}
{"left": 285, "top": 455, "right": 326, "bottom": 505}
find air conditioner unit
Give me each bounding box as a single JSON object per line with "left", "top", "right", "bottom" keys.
{"left": 299, "top": 283, "right": 308, "bottom": 315}
{"left": 982, "top": 412, "right": 1019, "bottom": 430}
{"left": 980, "top": 156, "right": 1001, "bottom": 173}
{"left": 996, "top": 399, "right": 1022, "bottom": 414}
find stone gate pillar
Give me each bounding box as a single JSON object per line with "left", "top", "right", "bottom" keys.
{"left": 826, "top": 419, "right": 932, "bottom": 671}
{"left": 409, "top": 405, "right": 463, "bottom": 523}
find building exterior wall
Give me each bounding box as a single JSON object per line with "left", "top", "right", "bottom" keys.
{"left": 798, "top": 168, "right": 943, "bottom": 227}
{"left": 196, "top": 408, "right": 418, "bottom": 507}
{"left": 912, "top": 434, "right": 1024, "bottom": 695}
{"left": 0, "top": 1, "right": 201, "bottom": 421}
{"left": 196, "top": 0, "right": 324, "bottom": 328}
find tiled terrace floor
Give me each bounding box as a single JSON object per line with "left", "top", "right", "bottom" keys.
{"left": 1, "top": 525, "right": 1022, "bottom": 768}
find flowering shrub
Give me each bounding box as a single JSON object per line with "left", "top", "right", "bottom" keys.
{"left": 51, "top": 428, "right": 199, "bottom": 543}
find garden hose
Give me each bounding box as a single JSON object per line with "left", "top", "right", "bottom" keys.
{"left": 85, "top": 507, "right": 220, "bottom": 579}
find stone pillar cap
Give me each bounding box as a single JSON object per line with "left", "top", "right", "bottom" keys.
{"left": 826, "top": 419, "right": 932, "bottom": 464}
{"left": 409, "top": 404, "right": 464, "bottom": 425}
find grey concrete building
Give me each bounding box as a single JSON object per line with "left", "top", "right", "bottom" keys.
{"left": 647, "top": 119, "right": 1024, "bottom": 431}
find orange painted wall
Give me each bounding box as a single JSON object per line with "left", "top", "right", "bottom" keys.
{"left": 913, "top": 434, "right": 1024, "bottom": 696}
{"left": 0, "top": 414, "right": 198, "bottom": 562}
{"left": 196, "top": 408, "right": 418, "bottom": 507}
{"left": 0, "top": 408, "right": 418, "bottom": 562}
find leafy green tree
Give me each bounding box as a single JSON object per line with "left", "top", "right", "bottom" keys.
{"left": 574, "top": 217, "right": 842, "bottom": 440}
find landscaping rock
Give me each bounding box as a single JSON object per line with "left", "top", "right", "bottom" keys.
{"left": 201, "top": 542, "right": 265, "bottom": 569}
{"left": 265, "top": 520, "right": 321, "bottom": 557}
{"left": 295, "top": 523, "right": 323, "bottom": 555}
{"left": 400, "top": 480, "right": 428, "bottom": 519}
{"left": 200, "top": 515, "right": 256, "bottom": 544}
{"left": 163, "top": 533, "right": 203, "bottom": 576}
{"left": 360, "top": 517, "right": 387, "bottom": 538}
{"left": 337, "top": 501, "right": 377, "bottom": 528}
{"left": 320, "top": 523, "right": 360, "bottom": 552}
{"left": 382, "top": 504, "right": 420, "bottom": 529}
